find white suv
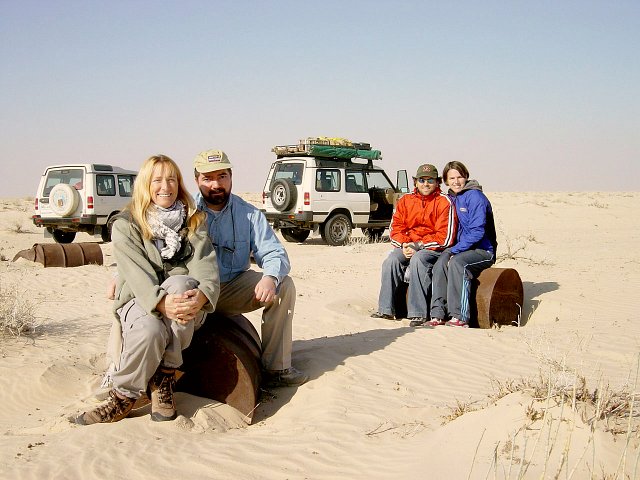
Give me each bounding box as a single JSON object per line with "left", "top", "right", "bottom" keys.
{"left": 262, "top": 139, "right": 408, "bottom": 246}
{"left": 32, "top": 163, "right": 137, "bottom": 243}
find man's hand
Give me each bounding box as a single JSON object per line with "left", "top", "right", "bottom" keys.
{"left": 402, "top": 243, "right": 415, "bottom": 259}
{"left": 255, "top": 276, "right": 277, "bottom": 303}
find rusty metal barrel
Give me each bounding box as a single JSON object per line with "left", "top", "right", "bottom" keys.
{"left": 474, "top": 267, "right": 523, "bottom": 329}
{"left": 176, "top": 313, "right": 262, "bottom": 423}
{"left": 12, "top": 242, "right": 103, "bottom": 267}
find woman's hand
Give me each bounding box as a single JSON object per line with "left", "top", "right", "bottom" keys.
{"left": 106, "top": 277, "right": 117, "bottom": 300}
{"left": 157, "top": 289, "right": 207, "bottom": 324}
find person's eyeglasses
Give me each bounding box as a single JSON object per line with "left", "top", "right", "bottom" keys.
{"left": 417, "top": 177, "right": 436, "bottom": 184}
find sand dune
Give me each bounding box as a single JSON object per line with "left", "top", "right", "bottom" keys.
{"left": 0, "top": 192, "right": 638, "bottom": 479}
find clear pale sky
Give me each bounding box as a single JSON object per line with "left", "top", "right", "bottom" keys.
{"left": 1, "top": 0, "right": 638, "bottom": 196}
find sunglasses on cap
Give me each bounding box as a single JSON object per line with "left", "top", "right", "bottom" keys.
{"left": 417, "top": 177, "right": 436, "bottom": 184}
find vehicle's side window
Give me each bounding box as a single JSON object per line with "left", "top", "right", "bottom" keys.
{"left": 316, "top": 169, "right": 340, "bottom": 192}
{"left": 272, "top": 163, "right": 304, "bottom": 186}
{"left": 346, "top": 171, "right": 366, "bottom": 193}
{"left": 118, "top": 175, "right": 135, "bottom": 197}
{"left": 96, "top": 175, "right": 116, "bottom": 196}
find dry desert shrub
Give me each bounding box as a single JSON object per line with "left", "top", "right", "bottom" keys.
{"left": 497, "top": 370, "right": 638, "bottom": 479}
{"left": 443, "top": 398, "right": 478, "bottom": 424}
{"left": 347, "top": 233, "right": 388, "bottom": 247}
{"left": 0, "top": 275, "right": 41, "bottom": 336}
{"left": 6, "top": 198, "right": 32, "bottom": 212}
{"left": 589, "top": 200, "right": 609, "bottom": 209}
{"left": 495, "top": 225, "right": 553, "bottom": 266}
{"left": 446, "top": 362, "right": 639, "bottom": 479}
{"left": 6, "top": 219, "right": 33, "bottom": 234}
{"left": 365, "top": 420, "right": 428, "bottom": 438}
{"left": 489, "top": 370, "right": 639, "bottom": 437}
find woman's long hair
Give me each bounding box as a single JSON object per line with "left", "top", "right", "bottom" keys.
{"left": 128, "top": 154, "right": 204, "bottom": 239}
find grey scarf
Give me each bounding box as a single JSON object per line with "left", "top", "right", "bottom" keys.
{"left": 147, "top": 200, "right": 187, "bottom": 259}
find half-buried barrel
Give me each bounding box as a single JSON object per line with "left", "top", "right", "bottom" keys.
{"left": 176, "top": 313, "right": 262, "bottom": 424}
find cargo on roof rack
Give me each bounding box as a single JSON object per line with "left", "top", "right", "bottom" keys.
{"left": 272, "top": 136, "right": 382, "bottom": 160}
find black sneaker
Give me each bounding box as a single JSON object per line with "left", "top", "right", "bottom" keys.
{"left": 263, "top": 367, "right": 309, "bottom": 387}
{"left": 370, "top": 312, "right": 395, "bottom": 320}
{"left": 409, "top": 318, "right": 427, "bottom": 327}
{"left": 75, "top": 390, "right": 135, "bottom": 425}
{"left": 148, "top": 367, "right": 177, "bottom": 422}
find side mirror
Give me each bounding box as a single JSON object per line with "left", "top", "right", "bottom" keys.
{"left": 396, "top": 169, "right": 409, "bottom": 193}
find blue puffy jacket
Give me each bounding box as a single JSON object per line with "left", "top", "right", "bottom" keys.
{"left": 449, "top": 180, "right": 497, "bottom": 255}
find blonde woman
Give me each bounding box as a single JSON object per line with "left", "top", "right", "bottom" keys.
{"left": 76, "top": 155, "right": 219, "bottom": 425}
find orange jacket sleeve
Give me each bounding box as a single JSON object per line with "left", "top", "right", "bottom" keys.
{"left": 389, "top": 196, "right": 413, "bottom": 247}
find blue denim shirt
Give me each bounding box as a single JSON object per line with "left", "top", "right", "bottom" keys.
{"left": 196, "top": 193, "right": 291, "bottom": 285}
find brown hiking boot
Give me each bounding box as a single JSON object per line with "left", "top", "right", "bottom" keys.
{"left": 75, "top": 390, "right": 135, "bottom": 425}
{"left": 148, "top": 367, "right": 177, "bottom": 422}
{"left": 263, "top": 367, "right": 309, "bottom": 388}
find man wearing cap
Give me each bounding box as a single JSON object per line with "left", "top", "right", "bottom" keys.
{"left": 371, "top": 164, "right": 457, "bottom": 326}
{"left": 193, "top": 149, "right": 308, "bottom": 387}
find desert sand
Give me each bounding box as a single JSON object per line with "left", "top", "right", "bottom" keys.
{"left": 0, "top": 192, "right": 638, "bottom": 479}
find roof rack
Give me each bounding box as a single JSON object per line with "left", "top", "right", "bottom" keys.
{"left": 272, "top": 137, "right": 382, "bottom": 160}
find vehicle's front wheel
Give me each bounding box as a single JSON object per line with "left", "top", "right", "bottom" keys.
{"left": 363, "top": 227, "right": 386, "bottom": 242}
{"left": 52, "top": 229, "right": 76, "bottom": 244}
{"left": 281, "top": 228, "right": 310, "bottom": 243}
{"left": 321, "top": 214, "right": 352, "bottom": 246}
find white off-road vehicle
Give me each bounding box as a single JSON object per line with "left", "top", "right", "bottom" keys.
{"left": 262, "top": 138, "right": 408, "bottom": 246}
{"left": 32, "top": 163, "right": 137, "bottom": 243}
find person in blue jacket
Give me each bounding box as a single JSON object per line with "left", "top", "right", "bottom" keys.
{"left": 429, "top": 161, "right": 497, "bottom": 328}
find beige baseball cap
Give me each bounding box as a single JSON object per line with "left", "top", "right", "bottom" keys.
{"left": 193, "top": 149, "right": 233, "bottom": 173}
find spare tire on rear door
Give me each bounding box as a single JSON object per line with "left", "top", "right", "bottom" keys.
{"left": 49, "top": 183, "right": 79, "bottom": 217}
{"left": 270, "top": 179, "right": 297, "bottom": 212}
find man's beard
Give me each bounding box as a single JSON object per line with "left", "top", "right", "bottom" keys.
{"left": 201, "top": 187, "right": 230, "bottom": 206}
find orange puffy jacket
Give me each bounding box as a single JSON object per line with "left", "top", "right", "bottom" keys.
{"left": 389, "top": 188, "right": 457, "bottom": 251}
